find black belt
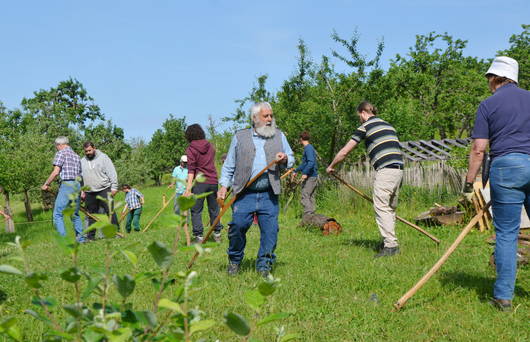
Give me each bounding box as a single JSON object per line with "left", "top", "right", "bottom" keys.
{"left": 61, "top": 179, "right": 76, "bottom": 181}
{"left": 383, "top": 163, "right": 404, "bottom": 170}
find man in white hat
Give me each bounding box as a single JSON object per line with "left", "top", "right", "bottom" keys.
{"left": 169, "top": 155, "right": 189, "bottom": 215}
{"left": 464, "top": 56, "right": 530, "bottom": 311}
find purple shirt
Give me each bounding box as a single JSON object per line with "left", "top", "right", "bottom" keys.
{"left": 472, "top": 83, "right": 530, "bottom": 159}
{"left": 53, "top": 146, "right": 82, "bottom": 181}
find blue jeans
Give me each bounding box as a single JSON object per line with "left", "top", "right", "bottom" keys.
{"left": 227, "top": 189, "right": 279, "bottom": 271}
{"left": 490, "top": 153, "right": 530, "bottom": 300}
{"left": 53, "top": 181, "right": 84, "bottom": 242}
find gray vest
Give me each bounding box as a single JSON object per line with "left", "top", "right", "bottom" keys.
{"left": 232, "top": 128, "right": 284, "bottom": 195}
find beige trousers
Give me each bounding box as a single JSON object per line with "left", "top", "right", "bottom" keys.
{"left": 373, "top": 168, "right": 403, "bottom": 248}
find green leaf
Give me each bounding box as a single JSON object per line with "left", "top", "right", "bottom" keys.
{"left": 0, "top": 317, "right": 22, "bottom": 342}
{"left": 31, "top": 296, "right": 57, "bottom": 307}
{"left": 280, "top": 333, "right": 301, "bottom": 341}
{"left": 158, "top": 298, "right": 184, "bottom": 314}
{"left": 62, "top": 207, "right": 75, "bottom": 218}
{"left": 112, "top": 274, "right": 136, "bottom": 298}
{"left": 258, "top": 279, "right": 278, "bottom": 296}
{"left": 0, "top": 264, "right": 23, "bottom": 276}
{"left": 224, "top": 312, "right": 250, "bottom": 336}
{"left": 108, "top": 327, "right": 133, "bottom": 342}
{"left": 101, "top": 224, "right": 117, "bottom": 238}
{"left": 147, "top": 241, "right": 173, "bottom": 269}
{"left": 257, "top": 312, "right": 291, "bottom": 326}
{"left": 177, "top": 196, "right": 196, "bottom": 211}
{"left": 135, "top": 311, "right": 157, "bottom": 328}
{"left": 244, "top": 290, "right": 265, "bottom": 311}
{"left": 83, "top": 329, "right": 104, "bottom": 342}
{"left": 195, "top": 173, "right": 206, "bottom": 183}
{"left": 249, "top": 338, "right": 264, "bottom": 342}
{"left": 54, "top": 234, "right": 77, "bottom": 255}
{"left": 25, "top": 272, "right": 48, "bottom": 289}
{"left": 60, "top": 267, "right": 81, "bottom": 283}
{"left": 120, "top": 250, "right": 138, "bottom": 267}
{"left": 24, "top": 309, "right": 51, "bottom": 323}
{"left": 63, "top": 304, "right": 82, "bottom": 318}
{"left": 194, "top": 191, "right": 213, "bottom": 199}
{"left": 190, "top": 319, "right": 216, "bottom": 335}
{"left": 82, "top": 275, "right": 103, "bottom": 300}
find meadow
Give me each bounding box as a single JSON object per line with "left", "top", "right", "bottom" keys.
{"left": 0, "top": 182, "right": 528, "bottom": 341}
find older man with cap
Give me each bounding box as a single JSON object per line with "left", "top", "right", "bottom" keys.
{"left": 41, "top": 136, "right": 84, "bottom": 241}
{"left": 218, "top": 102, "right": 294, "bottom": 277}
{"left": 463, "top": 56, "right": 530, "bottom": 311}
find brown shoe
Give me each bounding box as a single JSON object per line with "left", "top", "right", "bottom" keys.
{"left": 490, "top": 298, "right": 512, "bottom": 312}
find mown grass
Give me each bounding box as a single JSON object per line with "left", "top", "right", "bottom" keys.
{"left": 0, "top": 183, "right": 528, "bottom": 341}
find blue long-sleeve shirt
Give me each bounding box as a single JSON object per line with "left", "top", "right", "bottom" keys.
{"left": 295, "top": 143, "right": 318, "bottom": 177}
{"left": 220, "top": 130, "right": 295, "bottom": 188}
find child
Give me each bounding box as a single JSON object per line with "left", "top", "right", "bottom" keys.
{"left": 122, "top": 184, "right": 144, "bottom": 233}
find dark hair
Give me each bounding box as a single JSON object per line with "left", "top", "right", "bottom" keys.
{"left": 83, "top": 141, "right": 96, "bottom": 149}
{"left": 486, "top": 74, "right": 516, "bottom": 88}
{"left": 299, "top": 131, "right": 311, "bottom": 141}
{"left": 121, "top": 184, "right": 131, "bottom": 189}
{"left": 185, "top": 124, "right": 206, "bottom": 142}
{"left": 357, "top": 101, "right": 378, "bottom": 115}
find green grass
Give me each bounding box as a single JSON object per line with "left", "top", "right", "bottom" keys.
{"left": 1, "top": 184, "right": 528, "bottom": 341}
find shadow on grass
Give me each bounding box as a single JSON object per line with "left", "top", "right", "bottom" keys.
{"left": 342, "top": 238, "right": 381, "bottom": 251}
{"left": 439, "top": 271, "right": 529, "bottom": 300}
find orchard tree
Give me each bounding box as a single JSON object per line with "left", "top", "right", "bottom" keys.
{"left": 116, "top": 138, "right": 152, "bottom": 186}
{"left": 498, "top": 24, "right": 530, "bottom": 90}
{"left": 147, "top": 115, "right": 188, "bottom": 185}
{"left": 83, "top": 120, "right": 131, "bottom": 161}
{"left": 20, "top": 78, "right": 104, "bottom": 141}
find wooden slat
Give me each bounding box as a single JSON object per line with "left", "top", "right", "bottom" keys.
{"left": 419, "top": 140, "right": 452, "bottom": 157}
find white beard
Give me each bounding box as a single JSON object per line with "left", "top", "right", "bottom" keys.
{"left": 254, "top": 119, "right": 277, "bottom": 138}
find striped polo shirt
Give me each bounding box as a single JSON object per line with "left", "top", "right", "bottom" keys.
{"left": 351, "top": 116, "right": 403, "bottom": 170}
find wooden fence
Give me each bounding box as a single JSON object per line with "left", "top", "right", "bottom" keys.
{"left": 343, "top": 160, "right": 466, "bottom": 194}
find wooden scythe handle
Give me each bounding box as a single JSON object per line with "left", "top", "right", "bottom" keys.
{"left": 329, "top": 172, "right": 441, "bottom": 244}
{"left": 393, "top": 201, "right": 491, "bottom": 310}
{"left": 187, "top": 159, "right": 280, "bottom": 269}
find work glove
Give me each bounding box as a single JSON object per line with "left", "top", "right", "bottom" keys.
{"left": 462, "top": 181, "right": 474, "bottom": 202}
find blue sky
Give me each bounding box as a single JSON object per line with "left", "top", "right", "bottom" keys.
{"left": 0, "top": 1, "right": 528, "bottom": 140}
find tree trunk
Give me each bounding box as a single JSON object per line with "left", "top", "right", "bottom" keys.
{"left": 3, "top": 191, "right": 15, "bottom": 233}
{"left": 23, "top": 190, "right": 34, "bottom": 222}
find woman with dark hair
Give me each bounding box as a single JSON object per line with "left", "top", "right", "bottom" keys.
{"left": 183, "top": 124, "right": 222, "bottom": 243}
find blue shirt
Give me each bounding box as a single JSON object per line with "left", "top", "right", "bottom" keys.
{"left": 171, "top": 165, "right": 188, "bottom": 193}
{"left": 472, "top": 83, "right": 530, "bottom": 159}
{"left": 295, "top": 143, "right": 318, "bottom": 177}
{"left": 220, "top": 130, "right": 295, "bottom": 188}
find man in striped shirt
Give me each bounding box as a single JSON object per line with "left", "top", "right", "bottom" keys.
{"left": 327, "top": 101, "right": 404, "bottom": 257}
{"left": 122, "top": 184, "right": 144, "bottom": 233}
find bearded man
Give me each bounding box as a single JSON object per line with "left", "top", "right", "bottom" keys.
{"left": 80, "top": 141, "right": 119, "bottom": 240}
{"left": 218, "top": 102, "right": 294, "bottom": 277}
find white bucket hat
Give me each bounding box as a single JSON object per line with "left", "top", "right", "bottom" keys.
{"left": 180, "top": 155, "right": 187, "bottom": 162}
{"left": 485, "top": 56, "right": 518, "bottom": 83}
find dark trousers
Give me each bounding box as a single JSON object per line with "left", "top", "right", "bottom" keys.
{"left": 125, "top": 207, "right": 142, "bottom": 232}
{"left": 191, "top": 183, "right": 222, "bottom": 236}
{"left": 85, "top": 187, "right": 119, "bottom": 239}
